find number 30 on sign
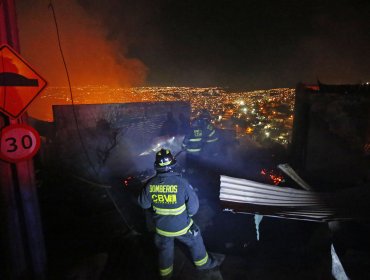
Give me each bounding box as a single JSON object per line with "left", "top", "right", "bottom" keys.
{"left": 0, "top": 124, "right": 41, "bottom": 163}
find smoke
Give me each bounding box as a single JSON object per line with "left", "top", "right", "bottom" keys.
{"left": 16, "top": 0, "right": 148, "bottom": 87}
{"left": 15, "top": 1, "right": 370, "bottom": 92}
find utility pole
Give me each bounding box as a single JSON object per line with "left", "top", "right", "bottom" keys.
{"left": 0, "top": 0, "right": 46, "bottom": 279}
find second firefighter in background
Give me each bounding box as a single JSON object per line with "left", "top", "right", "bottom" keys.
{"left": 182, "top": 110, "right": 220, "bottom": 171}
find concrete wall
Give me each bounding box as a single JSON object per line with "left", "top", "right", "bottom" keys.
{"left": 51, "top": 101, "right": 190, "bottom": 181}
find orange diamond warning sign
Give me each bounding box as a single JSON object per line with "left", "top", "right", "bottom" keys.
{"left": 0, "top": 44, "right": 47, "bottom": 119}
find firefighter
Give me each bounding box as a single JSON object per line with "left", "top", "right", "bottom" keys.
{"left": 138, "top": 149, "right": 222, "bottom": 279}
{"left": 191, "top": 110, "right": 219, "bottom": 157}
{"left": 182, "top": 119, "right": 204, "bottom": 173}
{"left": 202, "top": 120, "right": 219, "bottom": 157}
{"left": 182, "top": 119, "right": 203, "bottom": 155}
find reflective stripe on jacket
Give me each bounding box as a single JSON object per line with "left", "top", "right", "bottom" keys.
{"left": 182, "top": 127, "right": 204, "bottom": 154}
{"left": 138, "top": 172, "right": 199, "bottom": 237}
{"left": 204, "top": 124, "right": 218, "bottom": 143}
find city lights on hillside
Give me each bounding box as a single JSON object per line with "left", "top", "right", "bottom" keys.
{"left": 33, "top": 86, "right": 295, "bottom": 147}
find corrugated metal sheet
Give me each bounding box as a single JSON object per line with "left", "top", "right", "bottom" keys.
{"left": 220, "top": 175, "right": 370, "bottom": 222}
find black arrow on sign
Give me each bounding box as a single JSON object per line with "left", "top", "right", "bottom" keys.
{"left": 0, "top": 72, "right": 39, "bottom": 86}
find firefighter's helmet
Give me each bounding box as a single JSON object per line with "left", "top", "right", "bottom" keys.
{"left": 199, "top": 109, "right": 212, "bottom": 120}
{"left": 191, "top": 118, "right": 203, "bottom": 128}
{"left": 154, "top": 148, "right": 177, "bottom": 172}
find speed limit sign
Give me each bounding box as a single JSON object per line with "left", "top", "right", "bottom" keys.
{"left": 0, "top": 124, "right": 41, "bottom": 163}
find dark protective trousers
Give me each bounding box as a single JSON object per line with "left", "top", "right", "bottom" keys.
{"left": 154, "top": 224, "right": 214, "bottom": 278}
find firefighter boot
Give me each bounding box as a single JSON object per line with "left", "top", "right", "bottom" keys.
{"left": 207, "top": 252, "right": 225, "bottom": 270}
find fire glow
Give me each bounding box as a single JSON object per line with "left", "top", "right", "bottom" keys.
{"left": 260, "top": 168, "right": 284, "bottom": 186}
{"left": 16, "top": 0, "right": 148, "bottom": 121}
{"left": 17, "top": 1, "right": 148, "bottom": 88}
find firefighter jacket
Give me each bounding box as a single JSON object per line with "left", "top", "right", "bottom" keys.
{"left": 138, "top": 171, "right": 199, "bottom": 237}
{"left": 182, "top": 125, "right": 204, "bottom": 154}
{"left": 204, "top": 123, "right": 218, "bottom": 144}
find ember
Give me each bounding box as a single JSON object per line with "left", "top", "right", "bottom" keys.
{"left": 123, "top": 176, "right": 133, "bottom": 187}
{"left": 260, "top": 168, "right": 284, "bottom": 185}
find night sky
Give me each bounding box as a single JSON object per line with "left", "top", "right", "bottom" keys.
{"left": 17, "top": 0, "right": 370, "bottom": 90}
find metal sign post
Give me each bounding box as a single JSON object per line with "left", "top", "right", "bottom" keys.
{"left": 0, "top": 0, "right": 46, "bottom": 279}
